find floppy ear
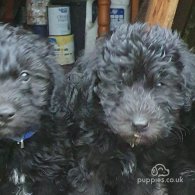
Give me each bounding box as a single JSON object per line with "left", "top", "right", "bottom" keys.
{"left": 150, "top": 27, "right": 195, "bottom": 111}
{"left": 66, "top": 40, "right": 102, "bottom": 110}
{"left": 79, "top": 52, "right": 99, "bottom": 104}
{"left": 179, "top": 47, "right": 195, "bottom": 111}
{"left": 32, "top": 37, "right": 68, "bottom": 117}
{"left": 47, "top": 62, "right": 67, "bottom": 116}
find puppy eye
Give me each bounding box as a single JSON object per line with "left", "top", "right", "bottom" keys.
{"left": 156, "top": 82, "right": 165, "bottom": 87}
{"left": 20, "top": 71, "right": 30, "bottom": 82}
{"left": 122, "top": 72, "right": 126, "bottom": 77}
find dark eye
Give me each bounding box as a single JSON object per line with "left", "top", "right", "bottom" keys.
{"left": 20, "top": 71, "right": 30, "bottom": 82}
{"left": 156, "top": 82, "right": 165, "bottom": 87}
{"left": 122, "top": 72, "right": 127, "bottom": 77}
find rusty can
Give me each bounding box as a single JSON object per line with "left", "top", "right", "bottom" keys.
{"left": 27, "top": 0, "right": 49, "bottom": 25}
{"left": 48, "top": 35, "right": 75, "bottom": 65}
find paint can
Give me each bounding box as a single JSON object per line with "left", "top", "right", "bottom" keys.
{"left": 48, "top": 6, "right": 71, "bottom": 36}
{"left": 26, "top": 0, "right": 49, "bottom": 25}
{"left": 48, "top": 35, "right": 75, "bottom": 65}
{"left": 110, "top": 0, "right": 130, "bottom": 31}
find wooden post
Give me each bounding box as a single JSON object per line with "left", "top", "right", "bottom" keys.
{"left": 145, "top": 0, "right": 179, "bottom": 28}
{"left": 131, "top": 0, "right": 139, "bottom": 23}
{"left": 98, "top": 0, "right": 111, "bottom": 37}
{"left": 3, "top": 0, "right": 15, "bottom": 23}
{"left": 172, "top": 0, "right": 194, "bottom": 34}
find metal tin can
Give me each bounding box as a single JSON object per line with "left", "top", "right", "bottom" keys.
{"left": 48, "top": 35, "right": 75, "bottom": 65}
{"left": 48, "top": 6, "right": 71, "bottom": 36}
{"left": 26, "top": 0, "right": 49, "bottom": 25}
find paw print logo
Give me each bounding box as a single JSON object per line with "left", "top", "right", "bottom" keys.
{"left": 151, "top": 164, "right": 170, "bottom": 177}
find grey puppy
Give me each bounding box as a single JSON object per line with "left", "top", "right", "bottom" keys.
{"left": 0, "top": 25, "right": 73, "bottom": 195}
{"left": 67, "top": 23, "right": 195, "bottom": 195}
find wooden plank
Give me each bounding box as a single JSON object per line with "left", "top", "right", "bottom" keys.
{"left": 98, "top": 0, "right": 111, "bottom": 37}
{"left": 172, "top": 0, "right": 194, "bottom": 34}
{"left": 3, "top": 0, "right": 15, "bottom": 23}
{"left": 131, "top": 0, "right": 140, "bottom": 23}
{"left": 145, "top": 0, "right": 179, "bottom": 28}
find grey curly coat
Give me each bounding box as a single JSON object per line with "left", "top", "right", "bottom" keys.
{"left": 0, "top": 25, "right": 74, "bottom": 195}
{"left": 66, "top": 23, "right": 195, "bottom": 195}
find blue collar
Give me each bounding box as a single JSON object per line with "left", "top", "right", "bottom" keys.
{"left": 10, "top": 128, "right": 37, "bottom": 148}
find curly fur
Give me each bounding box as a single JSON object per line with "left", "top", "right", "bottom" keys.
{"left": 66, "top": 23, "right": 195, "bottom": 194}
{"left": 0, "top": 25, "right": 74, "bottom": 195}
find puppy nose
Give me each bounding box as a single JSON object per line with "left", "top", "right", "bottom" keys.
{"left": 0, "top": 104, "right": 16, "bottom": 121}
{"left": 133, "top": 123, "right": 148, "bottom": 132}
{"left": 132, "top": 118, "right": 148, "bottom": 132}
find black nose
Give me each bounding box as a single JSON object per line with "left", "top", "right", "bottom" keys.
{"left": 132, "top": 122, "right": 148, "bottom": 132}
{"left": 0, "top": 104, "right": 16, "bottom": 122}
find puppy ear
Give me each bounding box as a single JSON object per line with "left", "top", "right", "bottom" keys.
{"left": 72, "top": 38, "right": 104, "bottom": 104}
{"left": 179, "top": 48, "right": 195, "bottom": 110}
{"left": 22, "top": 32, "right": 68, "bottom": 117}
{"left": 155, "top": 29, "right": 195, "bottom": 111}
{"left": 64, "top": 38, "right": 106, "bottom": 120}
{"left": 46, "top": 61, "right": 67, "bottom": 117}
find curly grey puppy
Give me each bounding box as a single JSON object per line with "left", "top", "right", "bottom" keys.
{"left": 67, "top": 23, "right": 195, "bottom": 195}
{"left": 0, "top": 25, "right": 73, "bottom": 195}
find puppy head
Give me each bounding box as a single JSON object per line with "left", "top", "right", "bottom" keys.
{"left": 0, "top": 25, "right": 66, "bottom": 139}
{"left": 80, "top": 23, "right": 195, "bottom": 146}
